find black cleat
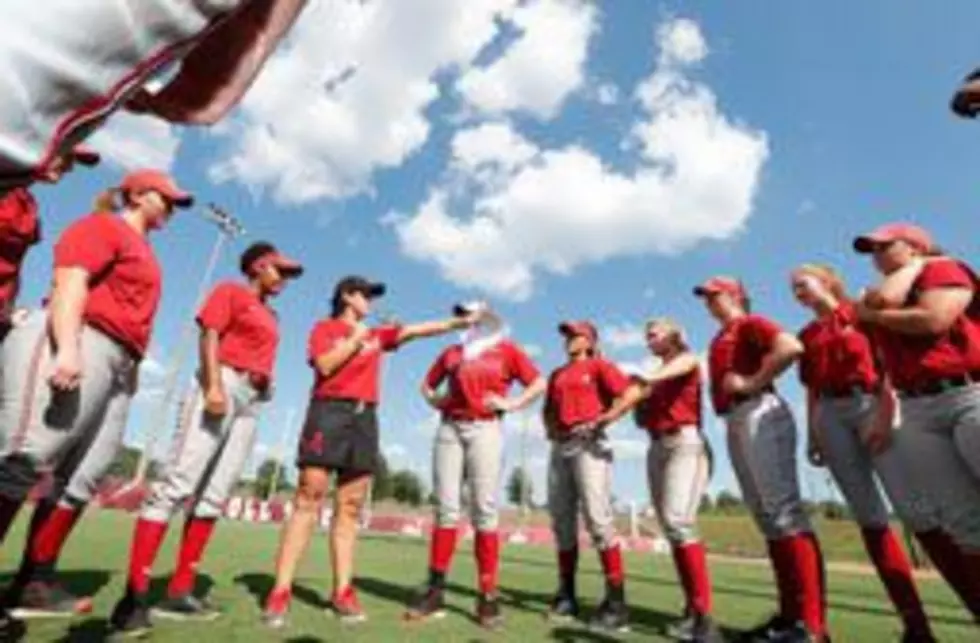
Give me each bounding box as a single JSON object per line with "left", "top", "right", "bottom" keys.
{"left": 546, "top": 590, "right": 580, "bottom": 622}
{"left": 589, "top": 595, "right": 630, "bottom": 633}
{"left": 403, "top": 584, "right": 446, "bottom": 621}
{"left": 476, "top": 593, "right": 503, "bottom": 630}
{"left": 0, "top": 606, "right": 25, "bottom": 641}
{"left": 6, "top": 581, "right": 93, "bottom": 619}
{"left": 738, "top": 615, "right": 795, "bottom": 642}
{"left": 151, "top": 594, "right": 220, "bottom": 622}
{"left": 691, "top": 613, "right": 726, "bottom": 643}
{"left": 109, "top": 588, "right": 152, "bottom": 640}
{"left": 773, "top": 623, "right": 831, "bottom": 643}
{"left": 666, "top": 609, "right": 698, "bottom": 641}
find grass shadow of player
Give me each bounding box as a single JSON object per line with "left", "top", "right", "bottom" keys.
{"left": 355, "top": 576, "right": 472, "bottom": 621}
{"left": 144, "top": 573, "right": 215, "bottom": 604}
{"left": 234, "top": 572, "right": 326, "bottom": 610}
{"left": 0, "top": 569, "right": 112, "bottom": 602}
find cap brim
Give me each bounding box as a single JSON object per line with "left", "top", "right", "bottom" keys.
{"left": 71, "top": 147, "right": 101, "bottom": 166}
{"left": 274, "top": 255, "right": 304, "bottom": 278}
{"left": 852, "top": 236, "right": 878, "bottom": 254}
{"left": 558, "top": 322, "right": 577, "bottom": 336}
{"left": 366, "top": 283, "right": 386, "bottom": 298}
{"left": 693, "top": 286, "right": 713, "bottom": 297}
{"left": 453, "top": 304, "right": 469, "bottom": 316}
{"left": 169, "top": 192, "right": 194, "bottom": 209}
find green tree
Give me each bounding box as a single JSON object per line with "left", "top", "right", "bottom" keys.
{"left": 253, "top": 458, "right": 292, "bottom": 499}
{"left": 715, "top": 490, "right": 743, "bottom": 513}
{"left": 372, "top": 452, "right": 393, "bottom": 501}
{"left": 506, "top": 466, "right": 533, "bottom": 507}
{"left": 390, "top": 469, "right": 425, "bottom": 507}
{"left": 699, "top": 493, "right": 714, "bottom": 514}
{"left": 106, "top": 445, "right": 160, "bottom": 480}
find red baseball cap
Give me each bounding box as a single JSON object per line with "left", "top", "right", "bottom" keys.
{"left": 70, "top": 145, "right": 100, "bottom": 166}
{"left": 853, "top": 223, "right": 933, "bottom": 254}
{"left": 120, "top": 169, "right": 193, "bottom": 208}
{"left": 558, "top": 320, "right": 598, "bottom": 343}
{"left": 693, "top": 276, "right": 746, "bottom": 300}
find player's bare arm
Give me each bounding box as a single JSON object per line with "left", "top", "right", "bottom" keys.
{"left": 486, "top": 376, "right": 546, "bottom": 414}
{"left": 199, "top": 328, "right": 227, "bottom": 416}
{"left": 48, "top": 267, "right": 89, "bottom": 391}
{"left": 804, "top": 387, "right": 825, "bottom": 467}
{"left": 312, "top": 323, "right": 370, "bottom": 378}
{"left": 725, "top": 332, "right": 803, "bottom": 395}
{"left": 396, "top": 312, "right": 480, "bottom": 346}
{"left": 858, "top": 287, "right": 972, "bottom": 335}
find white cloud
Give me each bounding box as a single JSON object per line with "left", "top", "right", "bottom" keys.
{"left": 602, "top": 323, "right": 645, "bottom": 351}
{"left": 89, "top": 113, "right": 181, "bottom": 172}
{"left": 616, "top": 356, "right": 660, "bottom": 379}
{"left": 642, "top": 286, "right": 657, "bottom": 300}
{"left": 594, "top": 82, "right": 620, "bottom": 106}
{"left": 457, "top": 0, "right": 598, "bottom": 119}
{"left": 523, "top": 343, "right": 544, "bottom": 357}
{"left": 390, "top": 17, "right": 769, "bottom": 300}
{"left": 207, "top": 0, "right": 523, "bottom": 205}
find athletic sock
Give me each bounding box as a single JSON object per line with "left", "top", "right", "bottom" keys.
{"left": 167, "top": 517, "right": 217, "bottom": 598}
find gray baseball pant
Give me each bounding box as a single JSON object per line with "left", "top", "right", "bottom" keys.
{"left": 815, "top": 394, "right": 938, "bottom": 532}
{"left": 0, "top": 310, "right": 137, "bottom": 503}
{"left": 726, "top": 393, "right": 812, "bottom": 539}
{"left": 646, "top": 426, "right": 709, "bottom": 545}
{"left": 896, "top": 385, "right": 980, "bottom": 551}
{"left": 141, "top": 366, "right": 264, "bottom": 522}
{"left": 548, "top": 436, "right": 618, "bottom": 551}
{"left": 433, "top": 419, "right": 502, "bottom": 530}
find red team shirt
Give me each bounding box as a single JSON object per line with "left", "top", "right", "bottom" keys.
{"left": 0, "top": 188, "right": 40, "bottom": 316}
{"left": 197, "top": 281, "right": 279, "bottom": 383}
{"left": 425, "top": 341, "right": 540, "bottom": 422}
{"left": 872, "top": 258, "right": 980, "bottom": 390}
{"left": 53, "top": 213, "right": 161, "bottom": 357}
{"left": 636, "top": 369, "right": 702, "bottom": 434}
{"left": 307, "top": 319, "right": 401, "bottom": 404}
{"left": 545, "top": 358, "right": 629, "bottom": 432}
{"left": 707, "top": 314, "right": 782, "bottom": 414}
{"left": 798, "top": 301, "right": 879, "bottom": 394}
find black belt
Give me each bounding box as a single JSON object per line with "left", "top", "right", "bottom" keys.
{"left": 323, "top": 398, "right": 377, "bottom": 412}
{"left": 730, "top": 385, "right": 775, "bottom": 407}
{"left": 818, "top": 383, "right": 880, "bottom": 399}
{"left": 897, "top": 371, "right": 980, "bottom": 398}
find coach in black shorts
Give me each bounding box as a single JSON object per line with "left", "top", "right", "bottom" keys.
{"left": 261, "top": 275, "right": 481, "bottom": 628}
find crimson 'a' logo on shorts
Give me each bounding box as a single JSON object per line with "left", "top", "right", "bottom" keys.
{"left": 303, "top": 431, "right": 325, "bottom": 455}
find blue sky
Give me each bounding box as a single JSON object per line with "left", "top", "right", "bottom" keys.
{"left": 17, "top": 0, "right": 980, "bottom": 510}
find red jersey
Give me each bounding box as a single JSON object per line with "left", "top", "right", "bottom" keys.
{"left": 545, "top": 357, "right": 629, "bottom": 432}
{"left": 307, "top": 319, "right": 401, "bottom": 404}
{"left": 425, "top": 340, "right": 540, "bottom": 422}
{"left": 197, "top": 281, "right": 279, "bottom": 382}
{"left": 53, "top": 213, "right": 161, "bottom": 357}
{"left": 707, "top": 314, "right": 782, "bottom": 414}
{"left": 872, "top": 258, "right": 980, "bottom": 390}
{"left": 636, "top": 369, "right": 702, "bottom": 434}
{"left": 798, "top": 302, "right": 879, "bottom": 394}
{"left": 0, "top": 188, "right": 40, "bottom": 317}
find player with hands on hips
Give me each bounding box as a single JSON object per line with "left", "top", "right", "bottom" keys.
{"left": 262, "top": 279, "right": 482, "bottom": 628}
{"left": 597, "top": 318, "right": 722, "bottom": 643}
{"left": 109, "top": 242, "right": 304, "bottom": 638}
{"left": 852, "top": 223, "right": 980, "bottom": 622}
{"left": 0, "top": 170, "right": 192, "bottom": 629}
{"left": 540, "top": 321, "right": 631, "bottom": 634}
{"left": 793, "top": 263, "right": 941, "bottom": 642}
{"left": 404, "top": 301, "right": 544, "bottom": 630}
{"left": 695, "top": 276, "right": 828, "bottom": 643}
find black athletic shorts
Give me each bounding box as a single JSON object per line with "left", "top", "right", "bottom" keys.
{"left": 296, "top": 398, "right": 380, "bottom": 474}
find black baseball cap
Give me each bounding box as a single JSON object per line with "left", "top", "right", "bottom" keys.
{"left": 333, "top": 275, "right": 386, "bottom": 301}
{"left": 240, "top": 241, "right": 304, "bottom": 278}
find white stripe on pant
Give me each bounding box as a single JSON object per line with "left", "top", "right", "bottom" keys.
{"left": 726, "top": 393, "right": 812, "bottom": 538}
{"left": 0, "top": 310, "right": 136, "bottom": 502}
{"left": 548, "top": 436, "right": 617, "bottom": 551}
{"left": 432, "top": 419, "right": 502, "bottom": 530}
{"left": 646, "top": 426, "right": 709, "bottom": 544}
{"left": 141, "top": 366, "right": 264, "bottom": 522}
{"left": 815, "top": 394, "right": 938, "bottom": 532}
{"left": 895, "top": 385, "right": 980, "bottom": 550}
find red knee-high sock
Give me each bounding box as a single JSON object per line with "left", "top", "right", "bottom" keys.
{"left": 671, "top": 541, "right": 712, "bottom": 615}
{"left": 861, "top": 527, "right": 930, "bottom": 633}
{"left": 791, "top": 533, "right": 827, "bottom": 636}
{"left": 599, "top": 543, "right": 625, "bottom": 588}
{"left": 474, "top": 530, "right": 500, "bottom": 595}
{"left": 767, "top": 538, "right": 798, "bottom": 621}
{"left": 26, "top": 502, "right": 84, "bottom": 568}
{"left": 127, "top": 518, "right": 169, "bottom": 594}
{"left": 167, "top": 517, "right": 217, "bottom": 598}
{"left": 915, "top": 528, "right": 980, "bottom": 617}
{"left": 428, "top": 526, "right": 459, "bottom": 575}
{"left": 0, "top": 495, "right": 24, "bottom": 544}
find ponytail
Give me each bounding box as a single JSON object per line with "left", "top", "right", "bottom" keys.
{"left": 797, "top": 263, "right": 848, "bottom": 302}
{"left": 92, "top": 187, "right": 122, "bottom": 213}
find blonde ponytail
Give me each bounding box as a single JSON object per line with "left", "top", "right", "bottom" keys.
{"left": 92, "top": 187, "right": 122, "bottom": 213}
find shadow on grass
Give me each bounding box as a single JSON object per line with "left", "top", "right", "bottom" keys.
{"left": 0, "top": 569, "right": 112, "bottom": 601}
{"left": 234, "top": 572, "right": 327, "bottom": 610}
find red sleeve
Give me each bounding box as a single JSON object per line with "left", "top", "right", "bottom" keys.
{"left": 506, "top": 342, "right": 541, "bottom": 385}
{"left": 0, "top": 189, "right": 39, "bottom": 243}
{"left": 596, "top": 359, "right": 629, "bottom": 397}
{"left": 196, "top": 283, "right": 236, "bottom": 333}
{"left": 744, "top": 314, "right": 782, "bottom": 351}
{"left": 423, "top": 350, "right": 449, "bottom": 389}
{"left": 53, "top": 215, "right": 117, "bottom": 277}
{"left": 915, "top": 259, "right": 974, "bottom": 292}
{"left": 307, "top": 320, "right": 346, "bottom": 365}
{"left": 376, "top": 324, "right": 403, "bottom": 352}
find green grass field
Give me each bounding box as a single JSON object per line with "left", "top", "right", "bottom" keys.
{"left": 2, "top": 510, "right": 977, "bottom": 642}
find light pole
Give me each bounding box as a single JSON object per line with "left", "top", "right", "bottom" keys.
{"left": 132, "top": 204, "right": 245, "bottom": 483}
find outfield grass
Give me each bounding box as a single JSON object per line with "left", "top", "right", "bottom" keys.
{"left": 2, "top": 510, "right": 977, "bottom": 642}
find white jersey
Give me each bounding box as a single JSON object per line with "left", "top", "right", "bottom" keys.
{"left": 0, "top": 0, "right": 304, "bottom": 187}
